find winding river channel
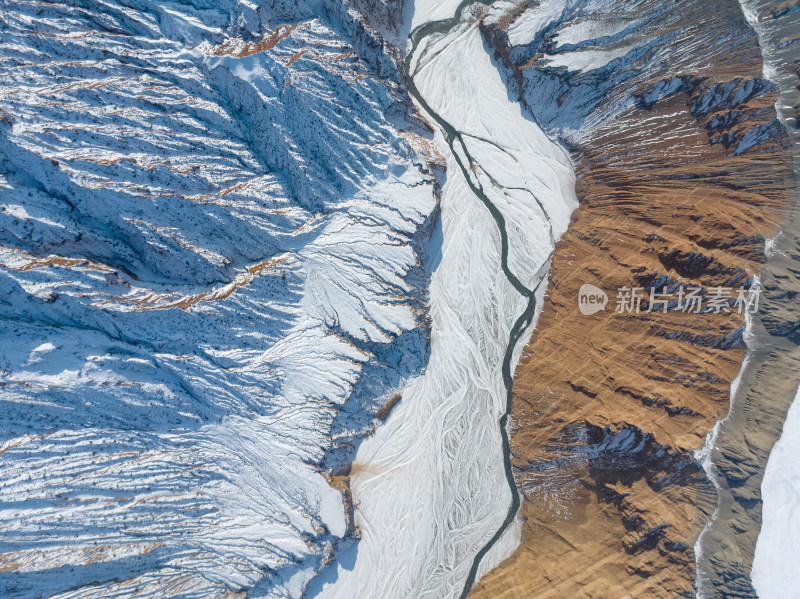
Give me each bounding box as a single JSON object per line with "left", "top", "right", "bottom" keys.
{"left": 405, "top": 3, "right": 549, "bottom": 596}
{"left": 310, "top": 2, "right": 577, "bottom": 597}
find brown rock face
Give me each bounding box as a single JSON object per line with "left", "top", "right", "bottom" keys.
{"left": 468, "top": 0, "right": 797, "bottom": 596}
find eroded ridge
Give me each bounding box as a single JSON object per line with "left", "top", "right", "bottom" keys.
{"left": 0, "top": 1, "right": 442, "bottom": 597}
{"left": 467, "top": 0, "right": 795, "bottom": 597}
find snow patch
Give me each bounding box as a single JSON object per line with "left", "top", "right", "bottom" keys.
{"left": 751, "top": 384, "right": 800, "bottom": 599}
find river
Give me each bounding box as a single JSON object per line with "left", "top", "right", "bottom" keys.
{"left": 307, "top": 2, "right": 576, "bottom": 597}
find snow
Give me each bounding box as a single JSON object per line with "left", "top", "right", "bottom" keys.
{"left": 554, "top": 17, "right": 639, "bottom": 47}
{"left": 765, "top": 231, "right": 784, "bottom": 258}
{"left": 751, "top": 384, "right": 800, "bottom": 599}
{"left": 543, "top": 44, "right": 640, "bottom": 72}
{"left": 0, "top": 1, "right": 439, "bottom": 597}
{"left": 311, "top": 7, "right": 576, "bottom": 598}
{"left": 409, "top": 0, "right": 466, "bottom": 31}
{"left": 1, "top": 0, "right": 584, "bottom": 595}
{"left": 506, "top": 0, "right": 567, "bottom": 47}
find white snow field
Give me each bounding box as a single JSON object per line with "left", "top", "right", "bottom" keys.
{"left": 751, "top": 384, "right": 800, "bottom": 599}
{"left": 0, "top": 1, "right": 440, "bottom": 597}
{"left": 310, "top": 5, "right": 576, "bottom": 598}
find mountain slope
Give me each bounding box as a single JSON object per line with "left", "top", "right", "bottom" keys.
{"left": 0, "top": 1, "right": 440, "bottom": 597}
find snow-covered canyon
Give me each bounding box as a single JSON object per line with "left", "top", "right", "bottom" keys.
{"left": 309, "top": 2, "right": 576, "bottom": 597}
{"left": 0, "top": 0, "right": 577, "bottom": 596}
{"left": 4, "top": 0, "right": 795, "bottom": 597}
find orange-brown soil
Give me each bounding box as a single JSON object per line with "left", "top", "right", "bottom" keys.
{"left": 469, "top": 3, "right": 793, "bottom": 596}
